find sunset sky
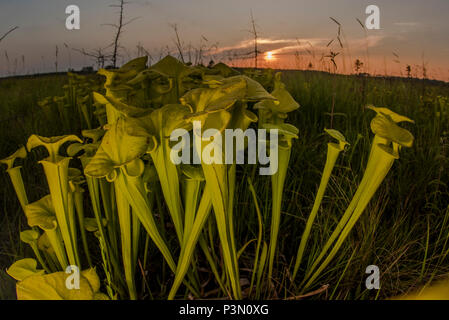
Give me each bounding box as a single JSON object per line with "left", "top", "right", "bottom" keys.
{"left": 1, "top": 0, "right": 449, "bottom": 80}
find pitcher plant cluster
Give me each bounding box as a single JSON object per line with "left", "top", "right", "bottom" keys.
{"left": 1, "top": 55, "right": 414, "bottom": 300}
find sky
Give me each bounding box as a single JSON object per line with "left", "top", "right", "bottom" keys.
{"left": 1, "top": 0, "right": 449, "bottom": 80}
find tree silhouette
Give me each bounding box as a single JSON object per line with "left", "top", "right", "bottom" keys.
{"left": 406, "top": 65, "right": 412, "bottom": 78}
{"left": 354, "top": 59, "right": 364, "bottom": 74}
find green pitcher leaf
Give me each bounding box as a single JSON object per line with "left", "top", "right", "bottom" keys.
{"left": 203, "top": 110, "right": 232, "bottom": 133}
{"left": 85, "top": 117, "right": 150, "bottom": 178}
{"left": 181, "top": 79, "right": 245, "bottom": 114}
{"left": 26, "top": 194, "right": 69, "bottom": 268}
{"left": 98, "top": 57, "right": 147, "bottom": 87}
{"left": 211, "top": 62, "right": 240, "bottom": 78}
{"left": 84, "top": 217, "right": 107, "bottom": 232}
{"left": 27, "top": 134, "right": 82, "bottom": 163}
{"left": 37, "top": 233, "right": 54, "bottom": 254}
{"left": 228, "top": 103, "right": 258, "bottom": 131}
{"left": 221, "top": 75, "right": 276, "bottom": 102}
{"left": 68, "top": 140, "right": 102, "bottom": 164}
{"left": 263, "top": 123, "right": 299, "bottom": 139}
{"left": 181, "top": 165, "right": 205, "bottom": 181}
{"left": 324, "top": 128, "right": 347, "bottom": 143}
{"left": 81, "top": 268, "right": 101, "bottom": 293}
{"left": 367, "top": 105, "right": 415, "bottom": 123}
{"left": 127, "top": 69, "right": 160, "bottom": 85}
{"left": 254, "top": 72, "right": 299, "bottom": 123}
{"left": 24, "top": 195, "right": 57, "bottom": 230}
{"left": 202, "top": 75, "right": 225, "bottom": 88}
{"left": 271, "top": 72, "right": 300, "bottom": 112}
{"left": 93, "top": 92, "right": 152, "bottom": 118}
{"left": 16, "top": 268, "right": 108, "bottom": 300}
{"left": 120, "top": 56, "right": 148, "bottom": 72}
{"left": 150, "top": 55, "right": 194, "bottom": 81}
{"left": 324, "top": 128, "right": 349, "bottom": 150}
{"left": 147, "top": 55, "right": 196, "bottom": 103}
{"left": 82, "top": 127, "right": 105, "bottom": 144}
{"left": 20, "top": 230, "right": 40, "bottom": 244}
{"left": 0, "top": 146, "right": 27, "bottom": 170}
{"left": 370, "top": 114, "right": 414, "bottom": 147}
{"left": 127, "top": 104, "right": 192, "bottom": 139}
{"left": 7, "top": 259, "right": 45, "bottom": 281}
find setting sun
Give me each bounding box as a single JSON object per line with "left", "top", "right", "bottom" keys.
{"left": 265, "top": 51, "right": 274, "bottom": 61}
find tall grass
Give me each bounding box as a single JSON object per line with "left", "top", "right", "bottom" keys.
{"left": 1, "top": 67, "right": 449, "bottom": 299}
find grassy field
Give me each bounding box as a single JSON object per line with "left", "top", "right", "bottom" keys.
{"left": 1, "top": 69, "right": 449, "bottom": 299}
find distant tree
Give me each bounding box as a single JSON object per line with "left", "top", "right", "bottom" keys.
{"left": 243, "top": 11, "right": 262, "bottom": 69}
{"left": 72, "top": 47, "right": 112, "bottom": 69}
{"left": 406, "top": 65, "right": 412, "bottom": 78}
{"left": 170, "top": 23, "right": 185, "bottom": 63}
{"left": 69, "top": 0, "right": 137, "bottom": 70}
{"left": 105, "top": 0, "right": 139, "bottom": 68}
{"left": 354, "top": 59, "right": 364, "bottom": 74}
{"left": 250, "top": 11, "right": 260, "bottom": 69}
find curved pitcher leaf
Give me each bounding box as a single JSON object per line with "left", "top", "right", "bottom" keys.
{"left": 27, "top": 134, "right": 82, "bottom": 163}
{"left": 324, "top": 128, "right": 349, "bottom": 151}
{"left": 370, "top": 114, "right": 414, "bottom": 148}
{"left": 181, "top": 80, "right": 249, "bottom": 133}
{"left": 20, "top": 229, "right": 40, "bottom": 244}
{"left": 82, "top": 127, "right": 105, "bottom": 144}
{"left": 126, "top": 103, "right": 192, "bottom": 140}
{"left": 16, "top": 268, "right": 109, "bottom": 300}
{"left": 221, "top": 75, "right": 276, "bottom": 102}
{"left": 262, "top": 122, "right": 299, "bottom": 148}
{"left": 84, "top": 217, "right": 107, "bottom": 232}
{"left": 1, "top": 146, "right": 29, "bottom": 211}
{"left": 293, "top": 129, "right": 349, "bottom": 279}
{"left": 228, "top": 103, "right": 258, "bottom": 131}
{"left": 98, "top": 57, "right": 147, "bottom": 88}
{"left": 127, "top": 69, "right": 161, "bottom": 85}
{"left": 67, "top": 142, "right": 100, "bottom": 159}
{"left": 271, "top": 72, "right": 300, "bottom": 112}
{"left": 201, "top": 110, "right": 232, "bottom": 133}
{"left": 146, "top": 55, "right": 196, "bottom": 102}
{"left": 7, "top": 258, "right": 45, "bottom": 281}
{"left": 210, "top": 62, "right": 240, "bottom": 78}
{"left": 254, "top": 72, "right": 299, "bottom": 124}
{"left": 37, "top": 233, "right": 54, "bottom": 254}
{"left": 182, "top": 75, "right": 275, "bottom": 115}
{"left": 126, "top": 104, "right": 192, "bottom": 242}
{"left": 120, "top": 56, "right": 148, "bottom": 72}
{"left": 25, "top": 195, "right": 57, "bottom": 230}
{"left": 180, "top": 79, "right": 245, "bottom": 114}
{"left": 367, "top": 105, "right": 415, "bottom": 123}
{"left": 150, "top": 55, "right": 193, "bottom": 79}
{"left": 84, "top": 117, "right": 150, "bottom": 179}
{"left": 202, "top": 75, "right": 225, "bottom": 88}
{"left": 93, "top": 92, "right": 151, "bottom": 119}
{"left": 181, "top": 165, "right": 205, "bottom": 181}
{"left": 0, "top": 146, "right": 27, "bottom": 170}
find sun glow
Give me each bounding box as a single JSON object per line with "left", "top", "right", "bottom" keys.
{"left": 265, "top": 51, "right": 274, "bottom": 61}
